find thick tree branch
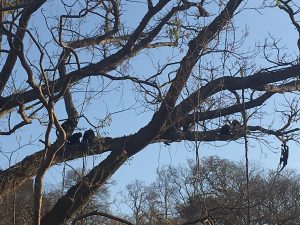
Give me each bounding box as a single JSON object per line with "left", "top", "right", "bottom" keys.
{"left": 0, "top": 0, "right": 47, "bottom": 95}
{"left": 71, "top": 210, "right": 134, "bottom": 225}
{"left": 159, "top": 126, "right": 300, "bottom": 143}
{"left": 0, "top": 136, "right": 114, "bottom": 197}
{"left": 138, "top": 0, "right": 244, "bottom": 140}
{"left": 41, "top": 142, "right": 129, "bottom": 225}
{"left": 40, "top": 1, "right": 244, "bottom": 224}
{"left": 176, "top": 92, "right": 274, "bottom": 129}
{"left": 169, "top": 67, "right": 300, "bottom": 127}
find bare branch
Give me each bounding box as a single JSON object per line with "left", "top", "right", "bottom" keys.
{"left": 71, "top": 210, "right": 134, "bottom": 225}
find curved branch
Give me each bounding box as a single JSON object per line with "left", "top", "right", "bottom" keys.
{"left": 170, "top": 66, "right": 300, "bottom": 126}
{"left": 177, "top": 92, "right": 274, "bottom": 129}
{"left": 159, "top": 126, "right": 300, "bottom": 143}
{"left": 67, "top": 0, "right": 120, "bottom": 49}
{"left": 71, "top": 210, "right": 134, "bottom": 225}
{"left": 0, "top": 0, "right": 47, "bottom": 95}
{"left": 0, "top": 136, "right": 115, "bottom": 197}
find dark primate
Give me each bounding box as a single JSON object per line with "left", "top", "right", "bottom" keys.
{"left": 61, "top": 119, "right": 76, "bottom": 133}
{"left": 67, "top": 132, "right": 82, "bottom": 145}
{"left": 56, "top": 119, "right": 76, "bottom": 137}
{"left": 182, "top": 123, "right": 195, "bottom": 132}
{"left": 231, "top": 119, "right": 241, "bottom": 128}
{"left": 231, "top": 120, "right": 241, "bottom": 134}
{"left": 279, "top": 141, "right": 289, "bottom": 172}
{"left": 82, "top": 129, "right": 95, "bottom": 144}
{"left": 220, "top": 124, "right": 231, "bottom": 135}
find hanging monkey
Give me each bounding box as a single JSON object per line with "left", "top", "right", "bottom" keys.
{"left": 279, "top": 141, "right": 289, "bottom": 172}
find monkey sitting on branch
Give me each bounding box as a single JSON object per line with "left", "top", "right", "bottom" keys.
{"left": 231, "top": 119, "right": 241, "bottom": 129}
{"left": 219, "top": 120, "right": 242, "bottom": 136}
{"left": 55, "top": 119, "right": 77, "bottom": 138}
{"left": 82, "top": 129, "right": 96, "bottom": 145}
{"left": 67, "top": 132, "right": 82, "bottom": 145}
{"left": 219, "top": 124, "right": 231, "bottom": 135}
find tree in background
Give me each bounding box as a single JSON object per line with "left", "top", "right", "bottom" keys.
{"left": 0, "top": 179, "right": 35, "bottom": 225}
{"left": 1, "top": 0, "right": 300, "bottom": 224}
{"left": 123, "top": 157, "right": 300, "bottom": 225}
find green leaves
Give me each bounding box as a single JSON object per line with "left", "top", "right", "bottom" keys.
{"left": 167, "top": 17, "right": 181, "bottom": 43}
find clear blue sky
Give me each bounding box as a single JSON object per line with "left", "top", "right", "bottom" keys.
{"left": 1, "top": 0, "right": 300, "bottom": 214}
{"left": 105, "top": 1, "right": 300, "bottom": 204}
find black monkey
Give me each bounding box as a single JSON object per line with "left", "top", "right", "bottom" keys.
{"left": 82, "top": 129, "right": 95, "bottom": 144}
{"left": 61, "top": 119, "right": 76, "bottom": 132}
{"left": 220, "top": 124, "right": 231, "bottom": 135}
{"left": 231, "top": 120, "right": 241, "bottom": 128}
{"left": 56, "top": 119, "right": 76, "bottom": 137}
{"left": 182, "top": 124, "right": 195, "bottom": 132}
{"left": 230, "top": 120, "right": 241, "bottom": 134}
{"left": 279, "top": 141, "right": 289, "bottom": 172}
{"left": 67, "top": 132, "right": 82, "bottom": 145}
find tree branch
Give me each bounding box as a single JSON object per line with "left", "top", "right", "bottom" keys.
{"left": 71, "top": 210, "right": 134, "bottom": 225}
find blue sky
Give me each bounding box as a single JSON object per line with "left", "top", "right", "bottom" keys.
{"left": 105, "top": 1, "right": 300, "bottom": 206}
{"left": 1, "top": 0, "right": 300, "bottom": 215}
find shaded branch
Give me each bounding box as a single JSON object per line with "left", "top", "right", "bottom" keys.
{"left": 0, "top": 136, "right": 114, "bottom": 197}
{"left": 0, "top": 0, "right": 47, "bottom": 95}
{"left": 170, "top": 67, "right": 300, "bottom": 127}
{"left": 159, "top": 126, "right": 300, "bottom": 143}
{"left": 176, "top": 92, "right": 274, "bottom": 129}
{"left": 71, "top": 210, "right": 134, "bottom": 225}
